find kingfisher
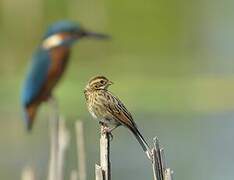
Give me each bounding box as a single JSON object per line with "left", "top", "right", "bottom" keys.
{"left": 21, "top": 20, "right": 109, "bottom": 131}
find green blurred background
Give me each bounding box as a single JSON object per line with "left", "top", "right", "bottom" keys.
{"left": 1, "top": 0, "right": 234, "bottom": 179}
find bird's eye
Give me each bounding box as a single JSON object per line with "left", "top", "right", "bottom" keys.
{"left": 100, "top": 80, "right": 104, "bottom": 84}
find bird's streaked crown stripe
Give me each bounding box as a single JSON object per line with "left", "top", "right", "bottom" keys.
{"left": 89, "top": 76, "right": 108, "bottom": 84}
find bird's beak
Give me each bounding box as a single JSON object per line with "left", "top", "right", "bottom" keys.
{"left": 81, "top": 30, "right": 110, "bottom": 40}
{"left": 108, "top": 81, "right": 114, "bottom": 85}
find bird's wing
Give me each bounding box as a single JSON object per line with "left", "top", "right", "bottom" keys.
{"left": 21, "top": 48, "right": 51, "bottom": 107}
{"left": 105, "top": 92, "right": 152, "bottom": 157}
{"left": 104, "top": 91, "right": 137, "bottom": 129}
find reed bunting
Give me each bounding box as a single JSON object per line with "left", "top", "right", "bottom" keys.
{"left": 84, "top": 75, "right": 152, "bottom": 160}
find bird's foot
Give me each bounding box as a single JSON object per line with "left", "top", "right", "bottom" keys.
{"left": 102, "top": 126, "right": 114, "bottom": 141}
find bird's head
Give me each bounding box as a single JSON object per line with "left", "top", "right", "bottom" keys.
{"left": 42, "top": 20, "right": 109, "bottom": 49}
{"left": 85, "top": 76, "right": 113, "bottom": 91}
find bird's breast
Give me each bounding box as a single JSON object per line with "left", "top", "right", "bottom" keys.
{"left": 46, "top": 47, "right": 70, "bottom": 88}
{"left": 37, "top": 46, "right": 70, "bottom": 101}
{"left": 49, "top": 46, "right": 70, "bottom": 75}
{"left": 86, "top": 92, "right": 103, "bottom": 119}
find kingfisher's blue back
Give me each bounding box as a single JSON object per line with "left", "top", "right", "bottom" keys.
{"left": 21, "top": 47, "right": 53, "bottom": 130}
{"left": 22, "top": 49, "right": 50, "bottom": 107}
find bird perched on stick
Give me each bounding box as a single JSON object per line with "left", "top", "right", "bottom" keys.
{"left": 21, "top": 21, "right": 109, "bottom": 131}
{"left": 84, "top": 76, "right": 152, "bottom": 160}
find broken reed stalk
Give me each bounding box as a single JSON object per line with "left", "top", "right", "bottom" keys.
{"left": 57, "top": 118, "right": 70, "bottom": 180}
{"left": 75, "top": 121, "right": 87, "bottom": 180}
{"left": 152, "top": 137, "right": 173, "bottom": 180}
{"left": 95, "top": 125, "right": 111, "bottom": 180}
{"left": 48, "top": 97, "right": 59, "bottom": 180}
{"left": 21, "top": 166, "right": 36, "bottom": 180}
{"left": 95, "top": 164, "right": 104, "bottom": 180}
{"left": 164, "top": 169, "right": 173, "bottom": 180}
{"left": 48, "top": 98, "right": 70, "bottom": 180}
{"left": 70, "top": 170, "right": 78, "bottom": 180}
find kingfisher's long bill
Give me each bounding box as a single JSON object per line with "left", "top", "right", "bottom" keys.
{"left": 21, "top": 20, "right": 109, "bottom": 131}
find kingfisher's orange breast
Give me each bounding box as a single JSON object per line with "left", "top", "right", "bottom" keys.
{"left": 38, "top": 46, "right": 70, "bottom": 101}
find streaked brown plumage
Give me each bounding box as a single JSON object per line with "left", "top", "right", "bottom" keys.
{"left": 84, "top": 75, "right": 152, "bottom": 160}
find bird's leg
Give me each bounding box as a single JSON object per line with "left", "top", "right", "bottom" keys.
{"left": 99, "top": 122, "right": 118, "bottom": 141}
{"left": 103, "top": 125, "right": 119, "bottom": 133}
{"left": 102, "top": 124, "right": 120, "bottom": 141}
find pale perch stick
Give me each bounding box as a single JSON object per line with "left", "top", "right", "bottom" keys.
{"left": 70, "top": 169, "right": 78, "bottom": 180}
{"left": 95, "top": 164, "right": 104, "bottom": 180}
{"left": 70, "top": 170, "right": 78, "bottom": 180}
{"left": 152, "top": 137, "right": 162, "bottom": 180}
{"left": 100, "top": 126, "right": 111, "bottom": 180}
{"left": 48, "top": 97, "right": 59, "bottom": 180}
{"left": 152, "top": 137, "right": 174, "bottom": 180}
{"left": 160, "top": 148, "right": 166, "bottom": 174}
{"left": 152, "top": 148, "right": 159, "bottom": 180}
{"left": 95, "top": 125, "right": 111, "bottom": 180}
{"left": 75, "top": 121, "right": 87, "bottom": 180}
{"left": 164, "top": 169, "right": 173, "bottom": 180}
{"left": 21, "top": 166, "right": 36, "bottom": 180}
{"left": 57, "top": 117, "right": 70, "bottom": 180}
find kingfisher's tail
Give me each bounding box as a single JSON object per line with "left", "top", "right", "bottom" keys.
{"left": 23, "top": 103, "right": 38, "bottom": 131}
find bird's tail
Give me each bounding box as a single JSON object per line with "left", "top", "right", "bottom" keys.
{"left": 23, "top": 103, "right": 38, "bottom": 131}
{"left": 129, "top": 126, "right": 152, "bottom": 160}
